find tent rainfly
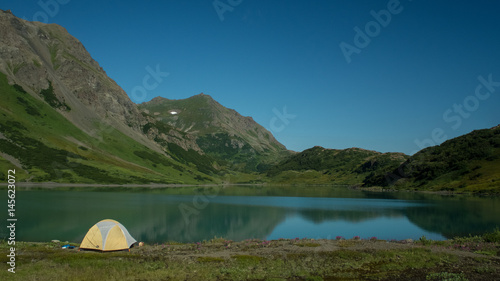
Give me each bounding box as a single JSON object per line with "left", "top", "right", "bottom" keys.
{"left": 80, "top": 219, "right": 137, "bottom": 251}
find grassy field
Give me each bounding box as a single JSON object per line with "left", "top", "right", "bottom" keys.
{"left": 1, "top": 233, "right": 499, "bottom": 280}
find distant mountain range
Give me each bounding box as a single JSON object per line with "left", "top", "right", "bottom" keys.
{"left": 0, "top": 9, "right": 498, "bottom": 192}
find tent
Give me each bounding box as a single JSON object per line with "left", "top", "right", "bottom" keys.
{"left": 80, "top": 219, "right": 137, "bottom": 251}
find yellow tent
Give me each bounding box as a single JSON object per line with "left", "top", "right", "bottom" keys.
{"left": 80, "top": 219, "right": 137, "bottom": 251}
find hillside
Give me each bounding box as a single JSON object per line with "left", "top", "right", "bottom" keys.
{"left": 0, "top": 9, "right": 498, "bottom": 190}
{"left": 0, "top": 10, "right": 217, "bottom": 183}
{"left": 0, "top": 69, "right": 208, "bottom": 184}
{"left": 364, "top": 126, "right": 500, "bottom": 193}
{"left": 0, "top": 9, "right": 291, "bottom": 184}
{"left": 139, "top": 95, "right": 290, "bottom": 172}
{"left": 267, "top": 146, "right": 409, "bottom": 185}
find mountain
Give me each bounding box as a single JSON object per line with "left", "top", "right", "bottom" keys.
{"left": 0, "top": 9, "right": 214, "bottom": 184}
{"left": 364, "top": 125, "right": 500, "bottom": 193}
{"left": 139, "top": 95, "right": 290, "bottom": 172}
{"left": 0, "top": 9, "right": 498, "bottom": 191}
{"left": 0, "top": 9, "right": 289, "bottom": 184}
{"left": 267, "top": 146, "right": 409, "bottom": 185}
{"left": 0, "top": 9, "right": 291, "bottom": 184}
{"left": 0, "top": 10, "right": 148, "bottom": 142}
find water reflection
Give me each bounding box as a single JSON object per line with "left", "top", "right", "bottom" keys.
{"left": 1, "top": 187, "right": 499, "bottom": 243}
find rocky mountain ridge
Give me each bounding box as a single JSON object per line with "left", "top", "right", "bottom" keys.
{"left": 0, "top": 9, "right": 498, "bottom": 192}
{"left": 0, "top": 9, "right": 288, "bottom": 182}
{"left": 139, "top": 94, "right": 289, "bottom": 172}
{"left": 0, "top": 9, "right": 157, "bottom": 151}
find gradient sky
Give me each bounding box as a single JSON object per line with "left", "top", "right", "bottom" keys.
{"left": 4, "top": 0, "right": 500, "bottom": 154}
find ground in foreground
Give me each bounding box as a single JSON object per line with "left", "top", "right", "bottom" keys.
{"left": 1, "top": 237, "right": 499, "bottom": 280}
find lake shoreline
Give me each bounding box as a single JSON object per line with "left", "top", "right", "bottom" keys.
{"left": 6, "top": 181, "right": 498, "bottom": 196}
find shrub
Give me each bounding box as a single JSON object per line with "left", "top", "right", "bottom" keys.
{"left": 426, "top": 272, "right": 468, "bottom": 281}
{"left": 13, "top": 84, "right": 27, "bottom": 94}
{"left": 39, "top": 80, "right": 71, "bottom": 111}
{"left": 419, "top": 235, "right": 432, "bottom": 246}
{"left": 483, "top": 227, "right": 500, "bottom": 243}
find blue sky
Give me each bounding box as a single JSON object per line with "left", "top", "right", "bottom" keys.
{"left": 4, "top": 0, "right": 500, "bottom": 154}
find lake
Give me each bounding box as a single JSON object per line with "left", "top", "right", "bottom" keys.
{"left": 2, "top": 185, "right": 499, "bottom": 243}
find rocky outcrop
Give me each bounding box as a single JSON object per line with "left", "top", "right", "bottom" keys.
{"left": 0, "top": 9, "right": 158, "bottom": 151}
{"left": 0, "top": 9, "right": 289, "bottom": 175}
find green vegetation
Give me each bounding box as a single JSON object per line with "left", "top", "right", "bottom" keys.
{"left": 414, "top": 228, "right": 500, "bottom": 257}
{"left": 267, "top": 146, "right": 408, "bottom": 185}
{"left": 367, "top": 127, "right": 500, "bottom": 193}
{"left": 167, "top": 143, "right": 216, "bottom": 176}
{"left": 1, "top": 64, "right": 498, "bottom": 190}
{"left": 1, "top": 59, "right": 499, "bottom": 190}
{"left": 32, "top": 58, "right": 41, "bottom": 68}
{"left": 1, "top": 234, "right": 499, "bottom": 280}
{"left": 16, "top": 96, "right": 41, "bottom": 116}
{"left": 426, "top": 272, "right": 468, "bottom": 281}
{"left": 139, "top": 95, "right": 289, "bottom": 174}
{"left": 48, "top": 44, "right": 60, "bottom": 70}
{"left": 133, "top": 150, "right": 184, "bottom": 171}
{"left": 2, "top": 10, "right": 499, "bottom": 192}
{"left": 39, "top": 80, "right": 71, "bottom": 111}
{"left": 0, "top": 72, "right": 212, "bottom": 184}
{"left": 196, "top": 132, "right": 271, "bottom": 172}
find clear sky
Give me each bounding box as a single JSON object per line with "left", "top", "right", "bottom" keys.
{"left": 4, "top": 0, "right": 500, "bottom": 154}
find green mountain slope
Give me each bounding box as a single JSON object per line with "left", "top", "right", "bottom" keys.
{"left": 267, "top": 146, "right": 408, "bottom": 185}
{"left": 139, "top": 95, "right": 291, "bottom": 172}
{"left": 364, "top": 126, "right": 500, "bottom": 193}
{"left": 1, "top": 9, "right": 498, "bottom": 190}
{"left": 0, "top": 10, "right": 218, "bottom": 184}
{"left": 0, "top": 72, "right": 211, "bottom": 184}
{"left": 0, "top": 9, "right": 286, "bottom": 184}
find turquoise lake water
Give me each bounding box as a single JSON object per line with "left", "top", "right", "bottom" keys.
{"left": 1, "top": 186, "right": 499, "bottom": 243}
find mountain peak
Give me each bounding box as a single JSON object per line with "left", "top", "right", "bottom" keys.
{"left": 146, "top": 96, "right": 169, "bottom": 105}
{"left": 190, "top": 92, "right": 215, "bottom": 100}
{"left": 139, "top": 92, "right": 289, "bottom": 171}
{"left": 145, "top": 93, "right": 214, "bottom": 104}
{"left": 1, "top": 9, "right": 13, "bottom": 15}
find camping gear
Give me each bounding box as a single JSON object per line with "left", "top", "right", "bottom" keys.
{"left": 80, "top": 219, "right": 137, "bottom": 251}
{"left": 61, "top": 244, "right": 75, "bottom": 249}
